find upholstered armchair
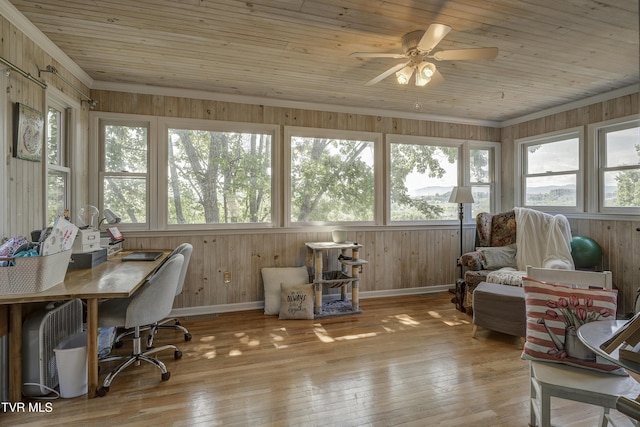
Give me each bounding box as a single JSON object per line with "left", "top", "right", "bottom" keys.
{"left": 458, "top": 208, "right": 574, "bottom": 313}
{"left": 459, "top": 210, "right": 517, "bottom": 312}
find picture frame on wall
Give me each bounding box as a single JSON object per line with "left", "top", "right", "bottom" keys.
{"left": 13, "top": 102, "right": 44, "bottom": 162}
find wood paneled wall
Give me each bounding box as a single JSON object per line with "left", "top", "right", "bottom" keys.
{"left": 1, "top": 16, "right": 90, "bottom": 238}
{"left": 123, "top": 228, "right": 466, "bottom": 311}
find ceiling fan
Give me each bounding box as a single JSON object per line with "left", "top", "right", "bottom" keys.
{"left": 350, "top": 23, "right": 498, "bottom": 87}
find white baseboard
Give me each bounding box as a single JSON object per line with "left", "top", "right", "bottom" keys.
{"left": 169, "top": 285, "right": 453, "bottom": 318}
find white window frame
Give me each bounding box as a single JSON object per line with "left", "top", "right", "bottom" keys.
{"left": 158, "top": 117, "right": 280, "bottom": 230}
{"left": 91, "top": 112, "right": 279, "bottom": 231}
{"left": 587, "top": 115, "right": 640, "bottom": 215}
{"left": 93, "top": 113, "right": 156, "bottom": 231}
{"left": 0, "top": 70, "right": 7, "bottom": 236}
{"left": 385, "top": 135, "right": 499, "bottom": 224}
{"left": 515, "top": 127, "right": 584, "bottom": 213}
{"left": 284, "top": 126, "right": 383, "bottom": 227}
{"left": 44, "top": 88, "right": 79, "bottom": 226}
{"left": 469, "top": 142, "right": 502, "bottom": 219}
{"left": 45, "top": 99, "right": 70, "bottom": 225}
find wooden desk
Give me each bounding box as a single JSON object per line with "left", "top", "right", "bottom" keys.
{"left": 0, "top": 250, "right": 169, "bottom": 401}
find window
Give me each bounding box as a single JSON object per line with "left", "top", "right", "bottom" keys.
{"left": 597, "top": 120, "right": 640, "bottom": 212}
{"left": 470, "top": 146, "right": 499, "bottom": 219}
{"left": 286, "top": 128, "right": 379, "bottom": 224}
{"left": 388, "top": 136, "right": 463, "bottom": 221}
{"left": 166, "top": 126, "right": 272, "bottom": 225}
{"left": 99, "top": 120, "right": 150, "bottom": 226}
{"left": 46, "top": 102, "right": 70, "bottom": 225}
{"left": 517, "top": 128, "right": 583, "bottom": 212}
{"left": 95, "top": 114, "right": 277, "bottom": 229}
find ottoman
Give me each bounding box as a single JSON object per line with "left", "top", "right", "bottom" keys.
{"left": 471, "top": 281, "right": 526, "bottom": 346}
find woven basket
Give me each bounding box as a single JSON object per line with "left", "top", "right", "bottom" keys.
{"left": 0, "top": 250, "right": 72, "bottom": 294}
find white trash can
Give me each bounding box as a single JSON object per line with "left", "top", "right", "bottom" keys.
{"left": 54, "top": 332, "right": 87, "bottom": 398}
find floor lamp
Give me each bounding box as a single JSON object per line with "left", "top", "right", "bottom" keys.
{"left": 449, "top": 186, "right": 474, "bottom": 280}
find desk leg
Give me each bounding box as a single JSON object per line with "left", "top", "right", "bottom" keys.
{"left": 9, "top": 304, "right": 22, "bottom": 402}
{"left": 314, "top": 250, "right": 323, "bottom": 316}
{"left": 86, "top": 298, "right": 98, "bottom": 398}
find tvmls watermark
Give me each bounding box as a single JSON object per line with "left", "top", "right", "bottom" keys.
{"left": 1, "top": 401, "right": 53, "bottom": 413}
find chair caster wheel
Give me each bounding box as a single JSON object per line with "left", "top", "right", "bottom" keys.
{"left": 114, "top": 341, "right": 123, "bottom": 349}
{"left": 184, "top": 333, "right": 192, "bottom": 341}
{"left": 175, "top": 350, "right": 183, "bottom": 359}
{"left": 96, "top": 386, "right": 109, "bottom": 397}
{"left": 161, "top": 371, "right": 171, "bottom": 381}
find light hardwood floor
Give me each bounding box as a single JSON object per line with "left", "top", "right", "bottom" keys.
{"left": 1, "top": 293, "right": 635, "bottom": 426}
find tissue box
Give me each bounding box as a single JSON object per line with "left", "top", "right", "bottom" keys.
{"left": 68, "top": 248, "right": 107, "bottom": 270}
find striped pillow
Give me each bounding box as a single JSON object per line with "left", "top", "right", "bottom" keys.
{"left": 522, "top": 277, "right": 625, "bottom": 375}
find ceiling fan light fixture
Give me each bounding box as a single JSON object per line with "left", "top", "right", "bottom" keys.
{"left": 415, "top": 73, "right": 431, "bottom": 86}
{"left": 395, "top": 66, "right": 413, "bottom": 84}
{"left": 418, "top": 62, "right": 436, "bottom": 79}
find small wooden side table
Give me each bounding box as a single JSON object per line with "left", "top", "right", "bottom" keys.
{"left": 305, "top": 242, "right": 367, "bottom": 317}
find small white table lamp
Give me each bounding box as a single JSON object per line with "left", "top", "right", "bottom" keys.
{"left": 449, "top": 186, "right": 474, "bottom": 279}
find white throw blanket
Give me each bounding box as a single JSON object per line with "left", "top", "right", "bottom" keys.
{"left": 514, "top": 207, "right": 574, "bottom": 271}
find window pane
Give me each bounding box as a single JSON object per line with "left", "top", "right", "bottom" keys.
{"left": 527, "top": 138, "right": 579, "bottom": 174}
{"left": 470, "top": 149, "right": 490, "bottom": 183}
{"left": 471, "top": 185, "right": 490, "bottom": 218}
{"left": 290, "top": 136, "right": 374, "bottom": 222}
{"left": 390, "top": 143, "right": 458, "bottom": 221}
{"left": 47, "top": 170, "right": 66, "bottom": 225}
{"left": 103, "top": 177, "right": 147, "bottom": 223}
{"left": 605, "top": 127, "right": 640, "bottom": 167}
{"left": 104, "top": 125, "right": 148, "bottom": 173}
{"left": 603, "top": 169, "right": 640, "bottom": 207}
{"left": 525, "top": 175, "right": 576, "bottom": 206}
{"left": 167, "top": 129, "right": 272, "bottom": 224}
{"left": 47, "top": 107, "right": 61, "bottom": 165}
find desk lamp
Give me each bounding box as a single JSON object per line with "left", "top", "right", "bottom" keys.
{"left": 99, "top": 209, "right": 121, "bottom": 228}
{"left": 449, "top": 186, "right": 474, "bottom": 279}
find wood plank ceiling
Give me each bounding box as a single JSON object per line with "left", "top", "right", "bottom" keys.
{"left": 8, "top": 0, "right": 639, "bottom": 123}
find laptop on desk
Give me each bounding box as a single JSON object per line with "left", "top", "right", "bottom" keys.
{"left": 121, "top": 251, "right": 163, "bottom": 262}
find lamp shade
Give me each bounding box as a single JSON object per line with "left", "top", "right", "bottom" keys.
{"left": 448, "top": 186, "right": 474, "bottom": 204}
{"left": 103, "top": 208, "right": 121, "bottom": 225}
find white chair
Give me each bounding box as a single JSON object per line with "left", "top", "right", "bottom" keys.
{"left": 146, "top": 243, "right": 193, "bottom": 347}
{"left": 97, "top": 253, "right": 184, "bottom": 396}
{"left": 113, "top": 243, "right": 193, "bottom": 349}
{"left": 526, "top": 266, "right": 640, "bottom": 427}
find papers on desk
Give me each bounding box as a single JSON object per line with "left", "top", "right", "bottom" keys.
{"left": 600, "top": 311, "right": 640, "bottom": 355}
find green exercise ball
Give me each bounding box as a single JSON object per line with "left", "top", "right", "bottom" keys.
{"left": 571, "top": 236, "right": 603, "bottom": 269}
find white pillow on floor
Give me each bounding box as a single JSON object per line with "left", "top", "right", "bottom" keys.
{"left": 261, "top": 267, "right": 309, "bottom": 315}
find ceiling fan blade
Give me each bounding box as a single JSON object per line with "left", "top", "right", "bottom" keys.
{"left": 433, "top": 47, "right": 498, "bottom": 61}
{"left": 417, "top": 23, "right": 452, "bottom": 52}
{"left": 350, "top": 52, "right": 407, "bottom": 59}
{"left": 365, "top": 61, "right": 411, "bottom": 86}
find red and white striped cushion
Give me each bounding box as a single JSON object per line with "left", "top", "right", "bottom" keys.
{"left": 522, "top": 277, "right": 625, "bottom": 375}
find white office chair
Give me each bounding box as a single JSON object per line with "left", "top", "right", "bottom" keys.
{"left": 146, "top": 243, "right": 193, "bottom": 347}
{"left": 526, "top": 266, "right": 640, "bottom": 427}
{"left": 113, "top": 243, "right": 193, "bottom": 349}
{"left": 97, "top": 253, "right": 184, "bottom": 397}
